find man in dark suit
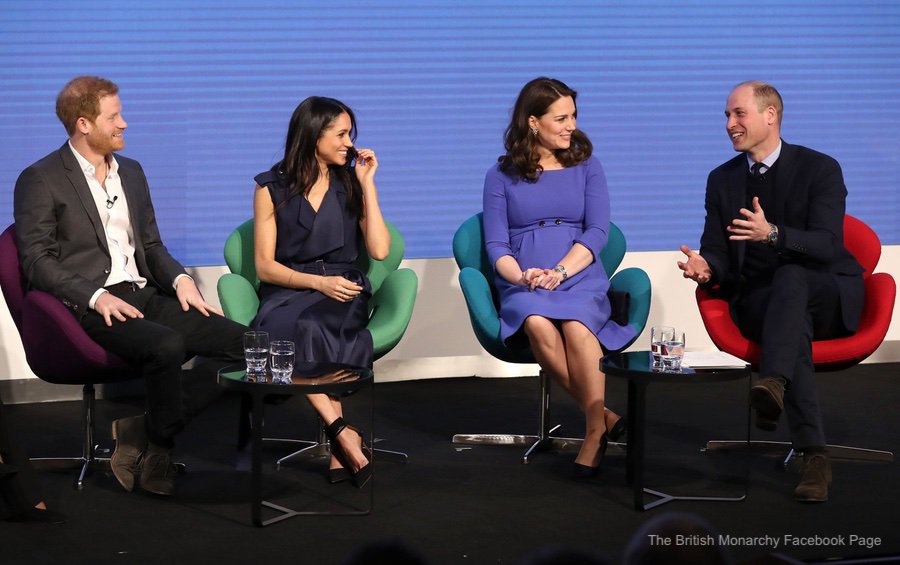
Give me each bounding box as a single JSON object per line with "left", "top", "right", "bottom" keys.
{"left": 677, "top": 81, "right": 864, "bottom": 502}
{"left": 13, "top": 76, "right": 246, "bottom": 496}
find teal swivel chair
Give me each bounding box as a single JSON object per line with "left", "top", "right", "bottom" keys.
{"left": 217, "top": 219, "right": 418, "bottom": 462}
{"left": 452, "top": 212, "right": 651, "bottom": 463}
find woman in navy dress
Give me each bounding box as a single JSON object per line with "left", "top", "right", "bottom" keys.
{"left": 483, "top": 78, "right": 634, "bottom": 477}
{"left": 252, "top": 97, "right": 390, "bottom": 487}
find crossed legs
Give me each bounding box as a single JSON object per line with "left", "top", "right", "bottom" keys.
{"left": 523, "top": 315, "right": 618, "bottom": 468}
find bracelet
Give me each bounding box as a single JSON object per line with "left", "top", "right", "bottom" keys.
{"left": 553, "top": 264, "right": 568, "bottom": 281}
{"left": 287, "top": 272, "right": 295, "bottom": 288}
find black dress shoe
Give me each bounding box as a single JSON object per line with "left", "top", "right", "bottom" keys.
{"left": 7, "top": 508, "right": 67, "bottom": 524}
{"left": 572, "top": 432, "right": 609, "bottom": 479}
{"left": 324, "top": 417, "right": 372, "bottom": 489}
{"left": 608, "top": 417, "right": 627, "bottom": 442}
{"left": 328, "top": 467, "right": 351, "bottom": 484}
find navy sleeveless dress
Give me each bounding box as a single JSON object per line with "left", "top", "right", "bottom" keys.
{"left": 251, "top": 168, "right": 373, "bottom": 368}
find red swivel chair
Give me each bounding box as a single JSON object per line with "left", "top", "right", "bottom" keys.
{"left": 697, "top": 215, "right": 895, "bottom": 463}
{"left": 0, "top": 225, "right": 141, "bottom": 488}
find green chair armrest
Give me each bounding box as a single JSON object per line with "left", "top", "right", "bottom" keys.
{"left": 369, "top": 268, "right": 418, "bottom": 359}
{"left": 217, "top": 273, "right": 260, "bottom": 326}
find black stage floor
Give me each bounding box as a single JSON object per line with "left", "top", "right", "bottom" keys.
{"left": 2, "top": 363, "right": 898, "bottom": 564}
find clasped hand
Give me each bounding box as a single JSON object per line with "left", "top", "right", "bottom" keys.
{"left": 521, "top": 267, "right": 563, "bottom": 291}
{"left": 319, "top": 275, "right": 363, "bottom": 302}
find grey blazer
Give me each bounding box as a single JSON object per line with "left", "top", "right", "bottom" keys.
{"left": 13, "top": 143, "right": 186, "bottom": 319}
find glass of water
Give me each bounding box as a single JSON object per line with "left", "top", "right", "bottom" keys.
{"left": 269, "top": 340, "right": 295, "bottom": 384}
{"left": 661, "top": 331, "right": 686, "bottom": 372}
{"left": 650, "top": 325, "right": 675, "bottom": 369}
{"left": 243, "top": 331, "right": 269, "bottom": 377}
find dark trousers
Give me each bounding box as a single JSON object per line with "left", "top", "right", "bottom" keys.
{"left": 81, "top": 284, "right": 246, "bottom": 447}
{"left": 1, "top": 397, "right": 42, "bottom": 519}
{"left": 733, "top": 264, "right": 852, "bottom": 449}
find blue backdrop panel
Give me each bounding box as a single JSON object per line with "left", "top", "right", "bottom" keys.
{"left": 1, "top": 1, "right": 897, "bottom": 264}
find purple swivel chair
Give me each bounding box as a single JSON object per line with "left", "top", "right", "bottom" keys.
{"left": 0, "top": 225, "right": 139, "bottom": 489}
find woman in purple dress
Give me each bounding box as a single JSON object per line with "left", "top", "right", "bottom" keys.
{"left": 252, "top": 97, "right": 390, "bottom": 487}
{"left": 483, "top": 78, "right": 634, "bottom": 477}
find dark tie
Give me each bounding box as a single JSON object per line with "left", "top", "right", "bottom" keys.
{"left": 751, "top": 162, "right": 765, "bottom": 179}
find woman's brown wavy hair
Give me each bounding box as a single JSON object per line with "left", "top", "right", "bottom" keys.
{"left": 498, "top": 77, "right": 592, "bottom": 182}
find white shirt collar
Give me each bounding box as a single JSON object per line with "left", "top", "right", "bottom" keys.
{"left": 67, "top": 141, "right": 119, "bottom": 178}
{"left": 746, "top": 140, "right": 782, "bottom": 172}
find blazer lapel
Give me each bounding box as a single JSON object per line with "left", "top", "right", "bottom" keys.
{"left": 773, "top": 140, "right": 795, "bottom": 225}
{"left": 117, "top": 160, "right": 144, "bottom": 253}
{"left": 58, "top": 144, "right": 109, "bottom": 256}
{"left": 723, "top": 161, "right": 747, "bottom": 274}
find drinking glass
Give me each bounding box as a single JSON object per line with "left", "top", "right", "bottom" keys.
{"left": 650, "top": 325, "right": 675, "bottom": 369}
{"left": 243, "top": 331, "right": 269, "bottom": 376}
{"left": 269, "top": 340, "right": 295, "bottom": 384}
{"left": 661, "top": 331, "right": 686, "bottom": 372}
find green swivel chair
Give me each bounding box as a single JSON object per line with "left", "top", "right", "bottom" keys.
{"left": 452, "top": 212, "right": 651, "bottom": 463}
{"left": 217, "top": 219, "right": 418, "bottom": 463}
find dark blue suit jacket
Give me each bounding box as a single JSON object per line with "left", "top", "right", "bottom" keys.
{"left": 699, "top": 140, "right": 864, "bottom": 332}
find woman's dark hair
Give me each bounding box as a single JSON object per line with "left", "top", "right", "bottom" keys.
{"left": 278, "top": 96, "right": 363, "bottom": 217}
{"left": 498, "top": 77, "right": 592, "bottom": 182}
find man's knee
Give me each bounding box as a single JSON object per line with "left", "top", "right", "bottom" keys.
{"left": 148, "top": 331, "right": 187, "bottom": 367}
{"left": 771, "top": 264, "right": 811, "bottom": 290}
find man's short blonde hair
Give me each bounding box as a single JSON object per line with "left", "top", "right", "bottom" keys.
{"left": 736, "top": 80, "right": 783, "bottom": 127}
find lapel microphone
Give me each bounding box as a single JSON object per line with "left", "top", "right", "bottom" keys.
{"left": 106, "top": 195, "right": 118, "bottom": 209}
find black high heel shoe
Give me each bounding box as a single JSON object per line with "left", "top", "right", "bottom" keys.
{"left": 328, "top": 466, "right": 351, "bottom": 485}
{"left": 608, "top": 416, "right": 627, "bottom": 443}
{"left": 572, "top": 432, "right": 609, "bottom": 478}
{"left": 324, "top": 417, "right": 372, "bottom": 489}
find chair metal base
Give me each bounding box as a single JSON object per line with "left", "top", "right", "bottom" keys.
{"left": 31, "top": 384, "right": 187, "bottom": 489}
{"left": 641, "top": 488, "right": 747, "bottom": 512}
{"left": 29, "top": 384, "right": 106, "bottom": 489}
{"left": 269, "top": 435, "right": 409, "bottom": 467}
{"left": 451, "top": 371, "right": 623, "bottom": 464}
{"left": 704, "top": 439, "right": 894, "bottom": 467}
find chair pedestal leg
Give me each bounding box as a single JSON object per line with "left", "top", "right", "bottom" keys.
{"left": 452, "top": 372, "right": 589, "bottom": 464}
{"left": 30, "top": 384, "right": 109, "bottom": 490}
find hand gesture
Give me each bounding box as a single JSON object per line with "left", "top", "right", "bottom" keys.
{"left": 727, "top": 196, "right": 770, "bottom": 242}
{"left": 353, "top": 148, "right": 378, "bottom": 185}
{"left": 176, "top": 277, "right": 223, "bottom": 317}
{"left": 677, "top": 245, "right": 712, "bottom": 284}
{"left": 94, "top": 291, "right": 144, "bottom": 327}
{"left": 318, "top": 275, "right": 363, "bottom": 302}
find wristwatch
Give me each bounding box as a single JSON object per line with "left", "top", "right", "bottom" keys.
{"left": 766, "top": 223, "right": 778, "bottom": 246}
{"left": 553, "top": 264, "right": 568, "bottom": 281}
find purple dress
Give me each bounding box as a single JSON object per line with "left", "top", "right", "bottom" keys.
{"left": 482, "top": 156, "right": 635, "bottom": 351}
{"left": 251, "top": 168, "right": 373, "bottom": 368}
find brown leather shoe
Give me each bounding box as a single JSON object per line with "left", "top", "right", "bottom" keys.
{"left": 750, "top": 376, "right": 785, "bottom": 431}
{"left": 794, "top": 453, "right": 832, "bottom": 502}
{"left": 110, "top": 415, "right": 147, "bottom": 492}
{"left": 139, "top": 444, "right": 176, "bottom": 496}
